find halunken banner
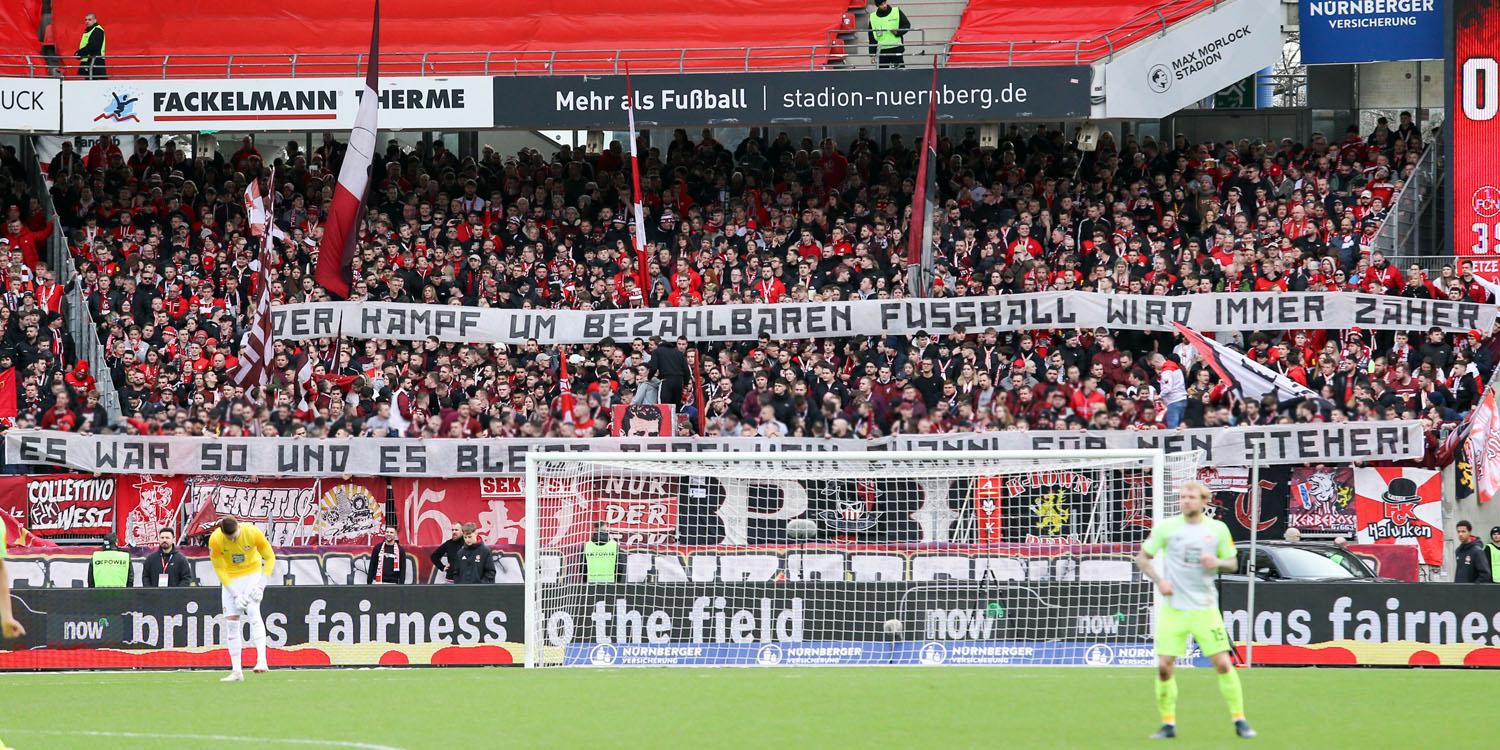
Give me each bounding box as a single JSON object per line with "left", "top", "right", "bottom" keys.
{"left": 6, "top": 421, "right": 1425, "bottom": 477}
{"left": 271, "top": 293, "right": 1494, "bottom": 345}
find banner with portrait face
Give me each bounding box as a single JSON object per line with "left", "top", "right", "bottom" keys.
{"left": 611, "top": 404, "right": 675, "bottom": 437}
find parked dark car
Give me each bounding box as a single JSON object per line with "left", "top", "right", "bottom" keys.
{"left": 1220, "top": 541, "right": 1398, "bottom": 583}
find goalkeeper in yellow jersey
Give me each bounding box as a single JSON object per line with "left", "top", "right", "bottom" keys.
{"left": 1135, "top": 481, "right": 1255, "bottom": 740}
{"left": 208, "top": 516, "right": 276, "bottom": 681}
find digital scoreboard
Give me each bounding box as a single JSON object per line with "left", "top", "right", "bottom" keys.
{"left": 1454, "top": 0, "right": 1500, "bottom": 272}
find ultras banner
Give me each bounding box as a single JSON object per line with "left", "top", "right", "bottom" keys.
{"left": 491, "top": 66, "right": 1089, "bottom": 129}
{"left": 1219, "top": 582, "right": 1500, "bottom": 667}
{"left": 270, "top": 293, "right": 1495, "bottom": 345}
{"left": 180, "top": 476, "right": 388, "bottom": 546}
{"left": 0, "top": 473, "right": 187, "bottom": 542}
{"left": 7, "top": 421, "right": 1426, "bottom": 476}
{"left": 0, "top": 584, "right": 524, "bottom": 669}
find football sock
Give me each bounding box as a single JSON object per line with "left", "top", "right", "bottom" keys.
{"left": 248, "top": 603, "right": 268, "bottom": 665}
{"left": 1217, "top": 668, "right": 1245, "bottom": 719}
{"left": 226, "top": 620, "right": 243, "bottom": 672}
{"left": 1155, "top": 675, "right": 1178, "bottom": 724}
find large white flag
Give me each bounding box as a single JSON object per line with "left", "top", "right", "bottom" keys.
{"left": 1173, "top": 322, "right": 1325, "bottom": 406}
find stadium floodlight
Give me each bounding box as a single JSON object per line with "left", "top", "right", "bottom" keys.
{"left": 524, "top": 449, "right": 1201, "bottom": 668}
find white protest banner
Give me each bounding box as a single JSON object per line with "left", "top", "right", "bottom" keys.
{"left": 271, "top": 293, "right": 1495, "bottom": 345}
{"left": 61, "top": 76, "right": 493, "bottom": 133}
{"left": 5, "top": 421, "right": 1425, "bottom": 477}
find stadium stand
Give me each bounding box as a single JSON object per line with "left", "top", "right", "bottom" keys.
{"left": 19, "top": 116, "right": 1464, "bottom": 445}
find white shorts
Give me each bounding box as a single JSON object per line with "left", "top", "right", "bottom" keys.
{"left": 221, "top": 573, "right": 263, "bottom": 617}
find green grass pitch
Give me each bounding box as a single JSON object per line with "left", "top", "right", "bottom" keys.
{"left": 0, "top": 667, "right": 1488, "bottom": 749}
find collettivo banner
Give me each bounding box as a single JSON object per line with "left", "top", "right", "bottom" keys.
{"left": 1220, "top": 582, "right": 1500, "bottom": 666}
{"left": 61, "top": 76, "right": 494, "bottom": 132}
{"left": 0, "top": 77, "right": 61, "bottom": 133}
{"left": 491, "top": 66, "right": 1090, "bottom": 128}
{"left": 1098, "top": 0, "right": 1282, "bottom": 118}
{"left": 1298, "top": 0, "right": 1444, "bottom": 64}
{"left": 6, "top": 421, "right": 1426, "bottom": 476}
{"left": 272, "top": 293, "right": 1494, "bottom": 345}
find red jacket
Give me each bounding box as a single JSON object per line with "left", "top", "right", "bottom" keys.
{"left": 5, "top": 222, "right": 53, "bottom": 268}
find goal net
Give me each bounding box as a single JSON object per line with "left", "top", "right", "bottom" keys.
{"left": 524, "top": 449, "right": 1202, "bottom": 667}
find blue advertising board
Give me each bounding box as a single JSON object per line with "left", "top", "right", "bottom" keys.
{"left": 1299, "top": 0, "right": 1444, "bottom": 63}
{"left": 563, "top": 641, "right": 1212, "bottom": 667}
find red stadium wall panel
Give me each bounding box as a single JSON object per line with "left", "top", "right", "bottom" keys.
{"left": 0, "top": 0, "right": 41, "bottom": 76}
{"left": 948, "top": 0, "right": 1218, "bottom": 65}
{"left": 1454, "top": 0, "right": 1500, "bottom": 275}
{"left": 49, "top": 0, "right": 850, "bottom": 76}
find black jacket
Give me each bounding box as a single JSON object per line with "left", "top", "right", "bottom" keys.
{"left": 453, "top": 542, "right": 497, "bottom": 583}
{"left": 141, "top": 548, "right": 192, "bottom": 586}
{"left": 429, "top": 537, "right": 463, "bottom": 581}
{"left": 1455, "top": 539, "right": 1493, "bottom": 583}
{"left": 647, "top": 344, "right": 689, "bottom": 382}
{"left": 367, "top": 541, "right": 407, "bottom": 584}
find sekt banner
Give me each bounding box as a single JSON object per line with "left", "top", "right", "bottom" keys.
{"left": 1220, "top": 582, "right": 1500, "bottom": 666}
{"left": 7, "top": 421, "right": 1427, "bottom": 477}
{"left": 273, "top": 292, "right": 1495, "bottom": 345}
{"left": 492, "top": 66, "right": 1089, "bottom": 129}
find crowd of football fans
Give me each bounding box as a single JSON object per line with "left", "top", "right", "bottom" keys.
{"left": 1, "top": 110, "right": 1482, "bottom": 443}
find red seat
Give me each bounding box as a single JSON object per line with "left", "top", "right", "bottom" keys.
{"left": 839, "top": 12, "right": 855, "bottom": 32}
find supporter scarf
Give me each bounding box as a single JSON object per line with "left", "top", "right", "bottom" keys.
{"left": 376, "top": 541, "right": 399, "bottom": 583}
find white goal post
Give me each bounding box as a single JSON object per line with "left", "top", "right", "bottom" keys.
{"left": 524, "top": 449, "right": 1202, "bottom": 668}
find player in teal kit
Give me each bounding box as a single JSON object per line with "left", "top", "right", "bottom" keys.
{"left": 1135, "top": 480, "right": 1255, "bottom": 740}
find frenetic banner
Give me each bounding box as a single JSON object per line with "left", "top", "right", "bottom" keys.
{"left": 6, "top": 421, "right": 1425, "bottom": 477}
{"left": 491, "top": 66, "right": 1090, "bottom": 129}
{"left": 272, "top": 293, "right": 1495, "bottom": 345}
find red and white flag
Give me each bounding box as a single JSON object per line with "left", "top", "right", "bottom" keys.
{"left": 295, "top": 351, "right": 317, "bottom": 413}
{"left": 313, "top": 0, "right": 380, "bottom": 299}
{"left": 243, "top": 177, "right": 285, "bottom": 240}
{"left": 1353, "top": 467, "right": 1444, "bottom": 566}
{"left": 1466, "top": 386, "right": 1500, "bottom": 503}
{"left": 624, "top": 67, "right": 649, "bottom": 292}
{"left": 234, "top": 170, "right": 277, "bottom": 394}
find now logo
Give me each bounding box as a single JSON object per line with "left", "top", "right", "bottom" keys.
{"left": 923, "top": 608, "right": 998, "bottom": 640}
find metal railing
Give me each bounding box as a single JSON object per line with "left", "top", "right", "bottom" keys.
{"left": 1368, "top": 145, "right": 1441, "bottom": 260}
{"left": 13, "top": 0, "right": 1217, "bottom": 78}
{"left": 22, "top": 137, "right": 123, "bottom": 425}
